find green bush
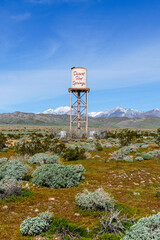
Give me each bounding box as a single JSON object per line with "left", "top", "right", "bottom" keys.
{"left": 28, "top": 153, "right": 60, "bottom": 164}
{"left": 15, "top": 138, "right": 45, "bottom": 155}
{"left": 47, "top": 216, "right": 88, "bottom": 239}
{"left": 0, "top": 133, "right": 7, "bottom": 150}
{"left": 156, "top": 128, "right": 160, "bottom": 146}
{"left": 32, "top": 164, "right": 85, "bottom": 188}
{"left": 20, "top": 211, "right": 53, "bottom": 236}
{"left": 95, "top": 142, "right": 103, "bottom": 151}
{"left": 75, "top": 188, "right": 114, "bottom": 211}
{"left": 121, "top": 212, "right": 160, "bottom": 240}
{"left": 116, "top": 130, "right": 139, "bottom": 147}
{"left": 63, "top": 147, "right": 86, "bottom": 161}
{"left": 0, "top": 160, "right": 27, "bottom": 180}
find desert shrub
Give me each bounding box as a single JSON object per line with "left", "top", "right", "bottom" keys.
{"left": 86, "top": 138, "right": 93, "bottom": 143}
{"left": 135, "top": 157, "right": 143, "bottom": 161}
{"left": 95, "top": 142, "right": 103, "bottom": 151}
{"left": 0, "top": 178, "right": 21, "bottom": 200}
{"left": 15, "top": 136, "right": 66, "bottom": 156}
{"left": 110, "top": 145, "right": 139, "bottom": 161}
{"left": 63, "top": 147, "right": 86, "bottom": 161}
{"left": 0, "top": 160, "right": 27, "bottom": 180}
{"left": 109, "top": 151, "right": 124, "bottom": 161}
{"left": 135, "top": 152, "right": 141, "bottom": 156}
{"left": 82, "top": 143, "right": 96, "bottom": 151}
{"left": 98, "top": 210, "right": 133, "bottom": 237}
{"left": 142, "top": 153, "right": 152, "bottom": 160}
{"left": 148, "top": 149, "right": 160, "bottom": 158}
{"left": 0, "top": 133, "right": 7, "bottom": 150}
{"left": 116, "top": 129, "right": 139, "bottom": 147}
{"left": 28, "top": 153, "right": 60, "bottom": 164}
{"left": 50, "top": 142, "right": 66, "bottom": 154}
{"left": 15, "top": 138, "right": 45, "bottom": 155}
{"left": 75, "top": 188, "right": 114, "bottom": 211}
{"left": 156, "top": 128, "right": 160, "bottom": 146}
{"left": 32, "top": 164, "right": 85, "bottom": 188}
{"left": 141, "top": 144, "right": 149, "bottom": 149}
{"left": 121, "top": 212, "right": 160, "bottom": 240}
{"left": 20, "top": 211, "right": 53, "bottom": 236}
{"left": 0, "top": 157, "right": 8, "bottom": 165}
{"left": 123, "top": 156, "right": 133, "bottom": 162}
{"left": 105, "top": 143, "right": 113, "bottom": 148}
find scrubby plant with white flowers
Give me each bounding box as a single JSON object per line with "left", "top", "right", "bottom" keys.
{"left": 75, "top": 188, "right": 114, "bottom": 211}
{"left": 121, "top": 212, "right": 160, "bottom": 240}
{"left": 32, "top": 164, "right": 85, "bottom": 188}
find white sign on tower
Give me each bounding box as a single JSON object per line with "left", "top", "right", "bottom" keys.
{"left": 71, "top": 67, "right": 87, "bottom": 89}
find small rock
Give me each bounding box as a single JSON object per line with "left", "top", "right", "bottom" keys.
{"left": 34, "top": 208, "right": 39, "bottom": 212}
{"left": 48, "top": 198, "right": 55, "bottom": 201}
{"left": 133, "top": 192, "right": 140, "bottom": 196}
{"left": 133, "top": 183, "right": 139, "bottom": 185}
{"left": 74, "top": 213, "right": 80, "bottom": 216}
{"left": 2, "top": 205, "right": 8, "bottom": 209}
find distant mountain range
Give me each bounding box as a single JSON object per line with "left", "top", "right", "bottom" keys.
{"left": 42, "top": 106, "right": 160, "bottom": 118}
{"left": 0, "top": 111, "right": 160, "bottom": 128}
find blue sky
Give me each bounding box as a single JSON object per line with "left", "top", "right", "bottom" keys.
{"left": 0, "top": 0, "right": 160, "bottom": 113}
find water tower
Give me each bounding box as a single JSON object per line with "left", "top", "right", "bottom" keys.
{"left": 68, "top": 67, "right": 90, "bottom": 137}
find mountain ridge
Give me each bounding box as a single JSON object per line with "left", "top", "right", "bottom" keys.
{"left": 42, "top": 106, "right": 160, "bottom": 118}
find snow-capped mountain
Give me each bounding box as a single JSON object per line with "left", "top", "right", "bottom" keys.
{"left": 43, "top": 106, "right": 70, "bottom": 115}
{"left": 143, "top": 109, "right": 160, "bottom": 118}
{"left": 42, "top": 106, "right": 160, "bottom": 118}
{"left": 89, "top": 107, "right": 142, "bottom": 118}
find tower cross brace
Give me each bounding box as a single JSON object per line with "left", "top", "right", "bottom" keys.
{"left": 68, "top": 88, "right": 90, "bottom": 137}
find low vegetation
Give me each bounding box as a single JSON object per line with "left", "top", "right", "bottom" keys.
{"left": 0, "top": 126, "right": 160, "bottom": 239}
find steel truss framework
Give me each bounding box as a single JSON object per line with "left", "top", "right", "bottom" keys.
{"left": 68, "top": 88, "right": 90, "bottom": 137}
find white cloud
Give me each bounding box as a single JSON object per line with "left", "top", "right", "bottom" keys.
{"left": 10, "top": 13, "right": 31, "bottom": 21}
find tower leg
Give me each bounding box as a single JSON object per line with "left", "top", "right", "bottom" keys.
{"left": 77, "top": 91, "right": 81, "bottom": 137}
{"left": 70, "top": 92, "right": 72, "bottom": 137}
{"left": 86, "top": 91, "right": 88, "bottom": 136}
